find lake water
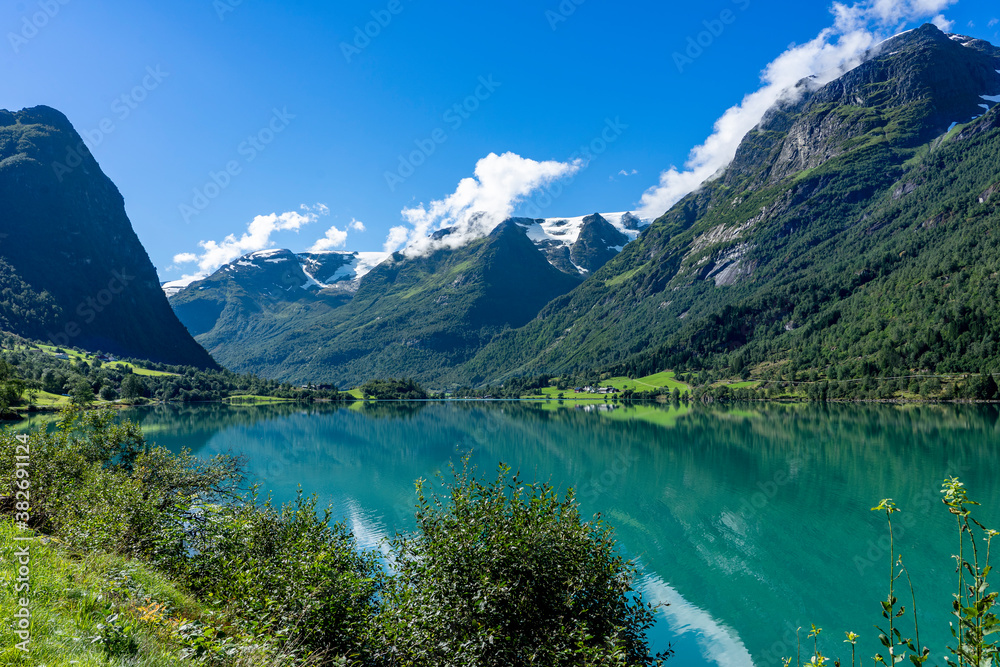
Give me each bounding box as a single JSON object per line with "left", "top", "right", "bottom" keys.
{"left": 20, "top": 401, "right": 1000, "bottom": 666}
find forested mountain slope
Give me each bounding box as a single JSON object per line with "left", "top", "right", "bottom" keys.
{"left": 0, "top": 106, "right": 217, "bottom": 368}
{"left": 176, "top": 220, "right": 584, "bottom": 386}
{"left": 462, "top": 25, "right": 1000, "bottom": 384}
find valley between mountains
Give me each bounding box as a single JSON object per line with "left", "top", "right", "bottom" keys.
{"left": 2, "top": 24, "right": 1000, "bottom": 396}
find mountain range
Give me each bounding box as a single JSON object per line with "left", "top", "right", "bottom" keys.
{"left": 5, "top": 23, "right": 1000, "bottom": 390}
{"left": 462, "top": 24, "right": 1000, "bottom": 384}
{"left": 168, "top": 212, "right": 645, "bottom": 385}
{"left": 166, "top": 24, "right": 1000, "bottom": 388}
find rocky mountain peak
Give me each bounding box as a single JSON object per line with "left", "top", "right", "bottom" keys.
{"left": 726, "top": 23, "right": 1000, "bottom": 187}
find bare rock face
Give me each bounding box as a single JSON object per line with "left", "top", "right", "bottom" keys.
{"left": 569, "top": 214, "right": 630, "bottom": 274}
{"left": 0, "top": 106, "right": 218, "bottom": 368}
{"left": 727, "top": 24, "right": 1000, "bottom": 187}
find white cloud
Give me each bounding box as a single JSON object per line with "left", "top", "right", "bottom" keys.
{"left": 387, "top": 151, "right": 581, "bottom": 255}
{"left": 634, "top": 0, "right": 959, "bottom": 221}
{"left": 618, "top": 169, "right": 638, "bottom": 176}
{"left": 349, "top": 218, "right": 366, "bottom": 232}
{"left": 932, "top": 14, "right": 954, "bottom": 31}
{"left": 990, "top": 18, "right": 999, "bottom": 28}
{"left": 383, "top": 226, "right": 410, "bottom": 254}
{"left": 304, "top": 202, "right": 330, "bottom": 215}
{"left": 172, "top": 206, "right": 328, "bottom": 279}
{"left": 308, "top": 226, "right": 349, "bottom": 253}
{"left": 831, "top": 0, "right": 958, "bottom": 32}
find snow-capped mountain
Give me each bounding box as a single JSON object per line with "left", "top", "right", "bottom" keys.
{"left": 163, "top": 249, "right": 391, "bottom": 298}
{"left": 163, "top": 211, "right": 650, "bottom": 298}
{"left": 164, "top": 211, "right": 650, "bottom": 383}
{"left": 521, "top": 212, "right": 648, "bottom": 274}
{"left": 297, "top": 251, "right": 391, "bottom": 291}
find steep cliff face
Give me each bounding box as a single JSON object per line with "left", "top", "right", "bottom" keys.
{"left": 0, "top": 106, "right": 217, "bottom": 368}
{"left": 462, "top": 25, "right": 1000, "bottom": 383}
{"left": 728, "top": 25, "right": 1000, "bottom": 186}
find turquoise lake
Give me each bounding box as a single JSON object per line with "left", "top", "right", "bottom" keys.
{"left": 21, "top": 401, "right": 1000, "bottom": 666}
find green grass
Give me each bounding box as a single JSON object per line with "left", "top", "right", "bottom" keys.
{"left": 603, "top": 265, "right": 643, "bottom": 287}
{"left": 0, "top": 520, "right": 203, "bottom": 666}
{"left": 604, "top": 371, "right": 691, "bottom": 395}
{"left": 106, "top": 362, "right": 178, "bottom": 378}
{"left": 522, "top": 371, "right": 691, "bottom": 400}
{"left": 522, "top": 387, "right": 608, "bottom": 400}
{"left": 31, "top": 391, "right": 70, "bottom": 407}
{"left": 23, "top": 344, "right": 178, "bottom": 377}
{"left": 721, "top": 380, "right": 762, "bottom": 390}
{"left": 346, "top": 388, "right": 364, "bottom": 399}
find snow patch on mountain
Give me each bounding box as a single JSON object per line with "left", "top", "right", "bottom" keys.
{"left": 520, "top": 212, "right": 647, "bottom": 250}
{"left": 301, "top": 251, "right": 389, "bottom": 288}
{"left": 161, "top": 275, "right": 201, "bottom": 297}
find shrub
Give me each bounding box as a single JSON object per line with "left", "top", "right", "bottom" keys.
{"left": 373, "top": 460, "right": 669, "bottom": 666}
{"left": 181, "top": 491, "right": 382, "bottom": 662}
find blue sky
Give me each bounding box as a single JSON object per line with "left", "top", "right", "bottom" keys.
{"left": 3, "top": 0, "right": 998, "bottom": 281}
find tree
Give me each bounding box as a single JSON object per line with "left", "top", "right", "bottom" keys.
{"left": 360, "top": 378, "right": 428, "bottom": 400}
{"left": 0, "top": 359, "right": 25, "bottom": 414}
{"left": 26, "top": 381, "right": 40, "bottom": 407}
{"left": 70, "top": 378, "right": 95, "bottom": 406}
{"left": 120, "top": 374, "right": 143, "bottom": 403}
{"left": 374, "top": 461, "right": 669, "bottom": 666}
{"left": 971, "top": 372, "right": 999, "bottom": 401}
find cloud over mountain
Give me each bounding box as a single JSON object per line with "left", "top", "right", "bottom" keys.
{"left": 634, "top": 0, "right": 959, "bottom": 221}
{"left": 385, "top": 152, "right": 581, "bottom": 256}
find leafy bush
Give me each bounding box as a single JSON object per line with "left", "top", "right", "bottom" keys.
{"left": 180, "top": 491, "right": 382, "bottom": 662}
{"left": 374, "top": 461, "right": 669, "bottom": 666}
{"left": 1, "top": 410, "right": 242, "bottom": 557}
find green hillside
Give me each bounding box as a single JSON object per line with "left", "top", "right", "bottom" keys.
{"left": 180, "top": 220, "right": 583, "bottom": 387}
{"left": 462, "top": 25, "right": 1000, "bottom": 386}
